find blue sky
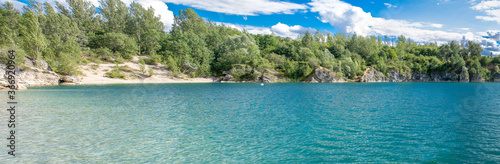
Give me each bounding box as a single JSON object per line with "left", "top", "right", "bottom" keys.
{"left": 2, "top": 0, "right": 500, "bottom": 55}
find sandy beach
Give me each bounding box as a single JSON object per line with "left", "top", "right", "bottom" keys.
{"left": 77, "top": 57, "right": 215, "bottom": 85}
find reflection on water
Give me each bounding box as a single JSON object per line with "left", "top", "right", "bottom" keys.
{"left": 0, "top": 83, "right": 499, "bottom": 163}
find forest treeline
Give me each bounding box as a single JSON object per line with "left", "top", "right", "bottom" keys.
{"left": 1, "top": 0, "right": 499, "bottom": 81}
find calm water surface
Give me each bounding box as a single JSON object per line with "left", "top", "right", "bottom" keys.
{"left": 1, "top": 83, "right": 500, "bottom": 163}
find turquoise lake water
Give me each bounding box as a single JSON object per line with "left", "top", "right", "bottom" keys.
{"left": 1, "top": 83, "right": 500, "bottom": 163}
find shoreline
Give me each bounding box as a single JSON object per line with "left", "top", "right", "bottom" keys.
{"left": 4, "top": 80, "right": 498, "bottom": 91}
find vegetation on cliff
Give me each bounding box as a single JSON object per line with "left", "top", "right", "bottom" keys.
{"left": 1, "top": 0, "right": 499, "bottom": 81}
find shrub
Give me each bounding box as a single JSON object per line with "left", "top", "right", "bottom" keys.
{"left": 92, "top": 47, "right": 117, "bottom": 62}
{"left": 105, "top": 68, "right": 126, "bottom": 79}
{"left": 0, "top": 46, "right": 26, "bottom": 66}
{"left": 148, "top": 68, "right": 155, "bottom": 77}
{"left": 90, "top": 32, "right": 138, "bottom": 60}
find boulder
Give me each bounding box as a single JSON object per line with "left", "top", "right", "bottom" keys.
{"left": 361, "top": 67, "right": 388, "bottom": 82}
{"left": 260, "top": 73, "right": 278, "bottom": 83}
{"left": 255, "top": 69, "right": 282, "bottom": 83}
{"left": 60, "top": 75, "right": 82, "bottom": 85}
{"left": 306, "top": 66, "right": 344, "bottom": 83}
{"left": 222, "top": 71, "right": 233, "bottom": 81}
{"left": 24, "top": 57, "right": 53, "bottom": 71}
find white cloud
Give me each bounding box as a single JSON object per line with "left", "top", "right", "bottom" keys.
{"left": 384, "top": 3, "right": 396, "bottom": 8}
{"left": 217, "top": 22, "right": 315, "bottom": 39}
{"left": 271, "top": 22, "right": 316, "bottom": 38}
{"left": 308, "top": 0, "right": 500, "bottom": 56}
{"left": 309, "top": 0, "right": 444, "bottom": 40}
{"left": 4, "top": 0, "right": 174, "bottom": 31}
{"left": 133, "top": 0, "right": 174, "bottom": 31}
{"left": 471, "top": 0, "right": 500, "bottom": 24}
{"left": 217, "top": 22, "right": 273, "bottom": 35}
{"left": 161, "top": 0, "right": 308, "bottom": 16}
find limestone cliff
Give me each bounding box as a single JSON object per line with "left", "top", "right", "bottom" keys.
{"left": 361, "top": 67, "right": 388, "bottom": 82}
{"left": 360, "top": 67, "right": 466, "bottom": 82}
{"left": 1, "top": 57, "right": 60, "bottom": 90}
{"left": 493, "top": 72, "right": 500, "bottom": 82}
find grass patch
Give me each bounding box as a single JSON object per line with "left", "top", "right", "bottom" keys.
{"left": 105, "top": 68, "right": 126, "bottom": 79}
{"left": 112, "top": 65, "right": 135, "bottom": 72}
{"left": 91, "top": 64, "right": 99, "bottom": 70}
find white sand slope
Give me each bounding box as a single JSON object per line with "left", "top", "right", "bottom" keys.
{"left": 78, "top": 56, "right": 214, "bottom": 84}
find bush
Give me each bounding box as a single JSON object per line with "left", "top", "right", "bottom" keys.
{"left": 92, "top": 47, "right": 118, "bottom": 62}
{"left": 105, "top": 68, "right": 126, "bottom": 79}
{"left": 0, "top": 46, "right": 26, "bottom": 66}
{"left": 90, "top": 32, "right": 138, "bottom": 59}
{"left": 148, "top": 68, "right": 155, "bottom": 77}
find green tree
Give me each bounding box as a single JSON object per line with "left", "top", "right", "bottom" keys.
{"left": 99, "top": 0, "right": 129, "bottom": 33}
{"left": 42, "top": 2, "right": 82, "bottom": 75}
{"left": 0, "top": 2, "right": 21, "bottom": 46}
{"left": 215, "top": 34, "right": 260, "bottom": 73}
{"left": 20, "top": 11, "right": 47, "bottom": 66}
{"left": 127, "top": 2, "right": 163, "bottom": 56}
{"left": 65, "top": 0, "right": 101, "bottom": 36}
{"left": 172, "top": 8, "right": 207, "bottom": 36}
{"left": 91, "top": 32, "right": 138, "bottom": 59}
{"left": 302, "top": 30, "right": 314, "bottom": 49}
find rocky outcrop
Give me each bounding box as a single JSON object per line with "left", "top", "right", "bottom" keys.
{"left": 361, "top": 67, "right": 388, "bottom": 82}
{"left": 388, "top": 70, "right": 412, "bottom": 82}
{"left": 60, "top": 75, "right": 82, "bottom": 85}
{"left": 430, "top": 72, "right": 458, "bottom": 82}
{"left": 222, "top": 71, "right": 233, "bottom": 81}
{"left": 470, "top": 73, "right": 483, "bottom": 82}
{"left": 361, "top": 67, "right": 462, "bottom": 82}
{"left": 24, "top": 57, "right": 53, "bottom": 71}
{"left": 253, "top": 69, "right": 277, "bottom": 83}
{"left": 259, "top": 73, "right": 278, "bottom": 83}
{"left": 411, "top": 72, "right": 432, "bottom": 82}
{"left": 493, "top": 72, "right": 500, "bottom": 82}
{"left": 459, "top": 69, "right": 469, "bottom": 82}
{"left": 306, "top": 67, "right": 344, "bottom": 83}
{"left": 1, "top": 58, "right": 60, "bottom": 89}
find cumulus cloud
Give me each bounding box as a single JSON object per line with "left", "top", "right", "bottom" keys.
{"left": 217, "top": 22, "right": 315, "bottom": 39}
{"left": 161, "top": 0, "right": 308, "bottom": 16}
{"left": 308, "top": 0, "right": 500, "bottom": 55}
{"left": 471, "top": 0, "right": 500, "bottom": 24}
{"left": 131, "top": 0, "right": 174, "bottom": 31}
{"left": 271, "top": 22, "right": 316, "bottom": 38}
{"left": 482, "top": 30, "right": 500, "bottom": 55}
{"left": 3, "top": 0, "right": 174, "bottom": 31}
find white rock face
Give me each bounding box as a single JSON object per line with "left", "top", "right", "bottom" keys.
{"left": 307, "top": 67, "right": 344, "bottom": 83}
{"left": 361, "top": 67, "right": 388, "bottom": 82}
{"left": 1, "top": 58, "right": 60, "bottom": 90}
{"left": 361, "top": 67, "right": 461, "bottom": 82}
